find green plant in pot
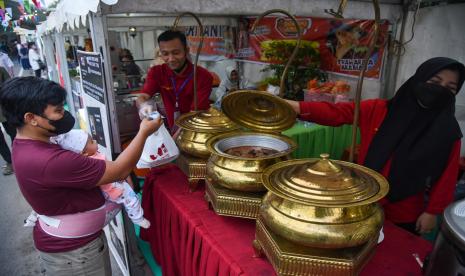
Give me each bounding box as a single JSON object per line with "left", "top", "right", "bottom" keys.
{"left": 260, "top": 40, "right": 327, "bottom": 100}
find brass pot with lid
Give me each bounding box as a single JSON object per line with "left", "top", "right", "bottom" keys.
{"left": 206, "top": 90, "right": 297, "bottom": 192}
{"left": 175, "top": 106, "right": 239, "bottom": 158}
{"left": 260, "top": 154, "right": 389, "bottom": 248}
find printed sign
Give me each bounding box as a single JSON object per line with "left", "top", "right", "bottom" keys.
{"left": 237, "top": 16, "right": 389, "bottom": 78}
{"left": 78, "top": 51, "right": 105, "bottom": 104}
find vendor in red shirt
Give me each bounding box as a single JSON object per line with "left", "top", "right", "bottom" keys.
{"left": 287, "top": 57, "right": 465, "bottom": 235}
{"left": 0, "top": 77, "right": 162, "bottom": 275}
{"left": 137, "top": 30, "right": 213, "bottom": 132}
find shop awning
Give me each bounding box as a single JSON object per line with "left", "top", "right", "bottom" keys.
{"left": 37, "top": 0, "right": 118, "bottom": 35}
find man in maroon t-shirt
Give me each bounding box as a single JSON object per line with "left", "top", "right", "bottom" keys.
{"left": 0, "top": 77, "right": 162, "bottom": 275}
{"left": 137, "top": 30, "right": 213, "bottom": 132}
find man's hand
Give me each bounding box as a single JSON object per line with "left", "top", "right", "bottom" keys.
{"left": 136, "top": 94, "right": 154, "bottom": 119}
{"left": 416, "top": 212, "right": 437, "bottom": 234}
{"left": 139, "top": 117, "right": 162, "bottom": 138}
{"left": 138, "top": 101, "right": 154, "bottom": 120}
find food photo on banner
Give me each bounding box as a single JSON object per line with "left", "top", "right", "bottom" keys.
{"left": 237, "top": 16, "right": 389, "bottom": 79}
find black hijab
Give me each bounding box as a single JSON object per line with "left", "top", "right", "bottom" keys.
{"left": 364, "top": 57, "right": 465, "bottom": 202}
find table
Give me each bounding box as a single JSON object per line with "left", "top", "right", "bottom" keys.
{"left": 140, "top": 164, "right": 433, "bottom": 276}
{"left": 283, "top": 121, "right": 359, "bottom": 160}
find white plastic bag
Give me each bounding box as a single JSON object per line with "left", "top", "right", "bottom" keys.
{"left": 137, "top": 113, "right": 179, "bottom": 168}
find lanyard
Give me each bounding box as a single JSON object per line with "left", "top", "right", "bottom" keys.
{"left": 170, "top": 72, "right": 194, "bottom": 110}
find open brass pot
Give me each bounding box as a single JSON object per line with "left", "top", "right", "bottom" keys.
{"left": 176, "top": 107, "right": 239, "bottom": 158}
{"left": 260, "top": 154, "right": 389, "bottom": 248}
{"left": 206, "top": 90, "right": 297, "bottom": 192}
{"left": 206, "top": 132, "right": 296, "bottom": 192}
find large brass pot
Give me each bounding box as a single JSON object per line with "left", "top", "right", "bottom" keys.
{"left": 260, "top": 155, "right": 389, "bottom": 249}
{"left": 175, "top": 107, "right": 239, "bottom": 158}
{"left": 206, "top": 132, "right": 296, "bottom": 192}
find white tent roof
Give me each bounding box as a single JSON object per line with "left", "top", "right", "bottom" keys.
{"left": 37, "top": 0, "right": 118, "bottom": 35}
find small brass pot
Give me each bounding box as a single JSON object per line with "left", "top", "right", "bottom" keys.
{"left": 176, "top": 128, "right": 217, "bottom": 158}
{"left": 175, "top": 107, "right": 239, "bottom": 158}
{"left": 206, "top": 132, "right": 297, "bottom": 192}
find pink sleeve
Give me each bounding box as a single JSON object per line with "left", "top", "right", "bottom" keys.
{"left": 426, "top": 140, "right": 461, "bottom": 215}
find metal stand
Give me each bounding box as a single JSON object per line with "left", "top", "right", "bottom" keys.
{"left": 253, "top": 216, "right": 378, "bottom": 276}
{"left": 205, "top": 179, "right": 265, "bottom": 219}
{"left": 176, "top": 153, "right": 208, "bottom": 192}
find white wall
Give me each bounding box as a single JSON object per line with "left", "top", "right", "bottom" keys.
{"left": 394, "top": 4, "right": 465, "bottom": 96}
{"left": 393, "top": 3, "right": 465, "bottom": 154}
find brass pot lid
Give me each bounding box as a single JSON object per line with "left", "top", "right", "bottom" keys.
{"left": 262, "top": 154, "right": 389, "bottom": 207}
{"left": 221, "top": 90, "right": 296, "bottom": 133}
{"left": 176, "top": 106, "right": 239, "bottom": 133}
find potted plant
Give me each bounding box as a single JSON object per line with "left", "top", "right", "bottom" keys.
{"left": 260, "top": 40, "right": 327, "bottom": 100}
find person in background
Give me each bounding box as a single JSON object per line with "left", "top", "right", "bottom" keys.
{"left": 19, "top": 43, "right": 31, "bottom": 72}
{"left": 0, "top": 41, "right": 8, "bottom": 55}
{"left": 137, "top": 30, "right": 212, "bottom": 134}
{"left": 0, "top": 77, "right": 162, "bottom": 275}
{"left": 28, "top": 43, "right": 42, "bottom": 78}
{"left": 214, "top": 65, "right": 254, "bottom": 108}
{"left": 286, "top": 57, "right": 465, "bottom": 235}
{"left": 121, "top": 54, "right": 142, "bottom": 89}
{"left": 121, "top": 54, "right": 142, "bottom": 77}
{"left": 15, "top": 41, "right": 21, "bottom": 64}
{"left": 150, "top": 47, "right": 165, "bottom": 67}
{"left": 0, "top": 66, "right": 15, "bottom": 175}
{"left": 0, "top": 49, "right": 14, "bottom": 77}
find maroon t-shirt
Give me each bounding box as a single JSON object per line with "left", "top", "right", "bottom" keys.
{"left": 12, "top": 139, "right": 106, "bottom": 253}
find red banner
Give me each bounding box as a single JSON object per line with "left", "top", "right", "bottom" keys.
{"left": 236, "top": 17, "right": 389, "bottom": 79}
{"left": 182, "top": 25, "right": 237, "bottom": 60}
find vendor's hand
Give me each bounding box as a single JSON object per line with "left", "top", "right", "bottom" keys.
{"left": 415, "top": 212, "right": 437, "bottom": 234}
{"left": 139, "top": 117, "right": 162, "bottom": 137}
{"left": 138, "top": 101, "right": 154, "bottom": 120}
{"left": 285, "top": 100, "right": 301, "bottom": 114}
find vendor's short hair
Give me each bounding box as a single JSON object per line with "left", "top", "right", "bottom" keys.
{"left": 0, "top": 77, "right": 67, "bottom": 128}
{"left": 158, "top": 30, "right": 187, "bottom": 48}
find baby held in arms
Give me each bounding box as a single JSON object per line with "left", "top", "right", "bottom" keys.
{"left": 50, "top": 129, "right": 151, "bottom": 229}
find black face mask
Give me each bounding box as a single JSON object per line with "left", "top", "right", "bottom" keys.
{"left": 413, "top": 82, "right": 455, "bottom": 110}
{"left": 39, "top": 110, "right": 75, "bottom": 135}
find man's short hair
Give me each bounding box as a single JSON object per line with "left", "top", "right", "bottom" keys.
{"left": 157, "top": 30, "right": 187, "bottom": 48}
{"left": 0, "top": 77, "right": 67, "bottom": 128}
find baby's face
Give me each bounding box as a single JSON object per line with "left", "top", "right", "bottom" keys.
{"left": 82, "top": 137, "right": 98, "bottom": 156}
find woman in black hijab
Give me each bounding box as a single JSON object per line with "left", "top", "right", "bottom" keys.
{"left": 287, "top": 57, "right": 465, "bottom": 235}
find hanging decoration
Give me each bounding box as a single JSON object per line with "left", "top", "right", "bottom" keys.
{"left": 24, "top": 0, "right": 31, "bottom": 13}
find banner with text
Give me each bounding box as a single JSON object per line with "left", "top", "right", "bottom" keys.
{"left": 177, "top": 25, "right": 237, "bottom": 61}
{"left": 236, "top": 17, "right": 389, "bottom": 78}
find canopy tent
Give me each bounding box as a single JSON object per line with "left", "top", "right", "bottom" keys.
{"left": 37, "top": 0, "right": 118, "bottom": 34}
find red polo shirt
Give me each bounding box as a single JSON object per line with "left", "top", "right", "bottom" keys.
{"left": 141, "top": 62, "right": 212, "bottom": 128}
{"left": 299, "top": 99, "right": 460, "bottom": 223}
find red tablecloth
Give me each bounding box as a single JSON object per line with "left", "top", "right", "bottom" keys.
{"left": 140, "top": 164, "right": 433, "bottom": 276}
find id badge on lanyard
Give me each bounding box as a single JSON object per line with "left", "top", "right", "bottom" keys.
{"left": 171, "top": 72, "right": 193, "bottom": 122}
{"left": 174, "top": 99, "right": 181, "bottom": 122}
